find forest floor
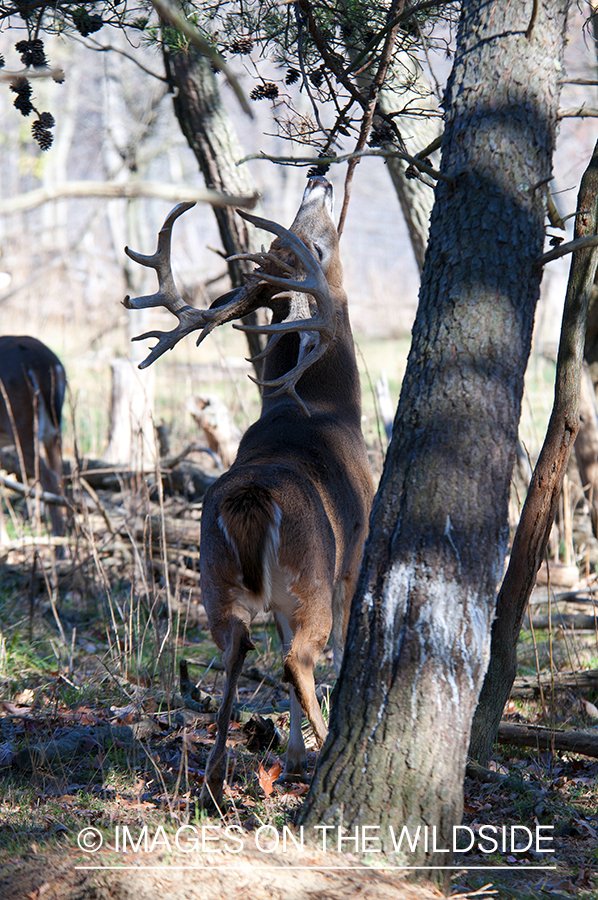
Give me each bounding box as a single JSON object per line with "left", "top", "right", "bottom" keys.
{"left": 0, "top": 459, "right": 597, "bottom": 900}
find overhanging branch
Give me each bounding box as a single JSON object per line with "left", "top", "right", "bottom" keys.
{"left": 0, "top": 181, "right": 260, "bottom": 216}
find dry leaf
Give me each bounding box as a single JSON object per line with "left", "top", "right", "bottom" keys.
{"left": 257, "top": 760, "right": 283, "bottom": 796}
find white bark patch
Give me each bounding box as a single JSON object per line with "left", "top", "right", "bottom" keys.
{"left": 381, "top": 559, "right": 413, "bottom": 663}
{"left": 444, "top": 515, "right": 462, "bottom": 571}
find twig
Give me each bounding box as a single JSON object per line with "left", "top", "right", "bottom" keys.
{"left": 0, "top": 473, "right": 68, "bottom": 507}
{"left": 0, "top": 181, "right": 260, "bottom": 216}
{"left": 535, "top": 233, "right": 598, "bottom": 266}
{"left": 0, "top": 66, "right": 64, "bottom": 82}
{"left": 239, "top": 148, "right": 449, "bottom": 183}
{"left": 525, "top": 0, "right": 539, "bottom": 39}
{"left": 77, "top": 35, "right": 168, "bottom": 82}
{"left": 559, "top": 106, "right": 598, "bottom": 118}
{"left": 338, "top": 0, "right": 407, "bottom": 236}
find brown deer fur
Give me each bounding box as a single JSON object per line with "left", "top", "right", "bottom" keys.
{"left": 0, "top": 335, "right": 66, "bottom": 538}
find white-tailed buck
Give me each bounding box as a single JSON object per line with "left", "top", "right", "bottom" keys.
{"left": 124, "top": 177, "right": 374, "bottom": 806}
{"left": 0, "top": 336, "right": 66, "bottom": 539}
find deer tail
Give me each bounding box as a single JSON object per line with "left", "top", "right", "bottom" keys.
{"left": 218, "top": 485, "right": 280, "bottom": 597}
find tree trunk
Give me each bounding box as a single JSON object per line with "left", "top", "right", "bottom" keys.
{"left": 104, "top": 358, "right": 156, "bottom": 468}
{"left": 300, "top": 0, "right": 569, "bottom": 869}
{"left": 468, "top": 141, "right": 598, "bottom": 765}
{"left": 161, "top": 37, "right": 265, "bottom": 374}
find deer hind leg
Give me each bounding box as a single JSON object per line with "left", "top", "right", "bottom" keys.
{"left": 274, "top": 603, "right": 331, "bottom": 782}
{"left": 200, "top": 615, "right": 255, "bottom": 809}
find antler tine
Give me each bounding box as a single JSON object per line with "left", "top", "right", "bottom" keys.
{"left": 124, "top": 202, "right": 196, "bottom": 314}
{"left": 248, "top": 337, "right": 330, "bottom": 410}
{"left": 229, "top": 208, "right": 338, "bottom": 410}
{"left": 122, "top": 202, "right": 218, "bottom": 368}
{"left": 235, "top": 208, "right": 336, "bottom": 344}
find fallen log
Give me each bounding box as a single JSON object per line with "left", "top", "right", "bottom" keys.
{"left": 497, "top": 721, "right": 598, "bottom": 757}
{"left": 511, "top": 669, "right": 598, "bottom": 698}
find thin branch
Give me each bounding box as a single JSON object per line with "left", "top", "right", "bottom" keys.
{"left": 0, "top": 473, "right": 68, "bottom": 507}
{"left": 559, "top": 106, "right": 598, "bottom": 118}
{"left": 0, "top": 181, "right": 260, "bottom": 216}
{"left": 345, "top": 0, "right": 457, "bottom": 76}
{"left": 415, "top": 133, "right": 443, "bottom": 159}
{"left": 337, "top": 0, "right": 407, "bottom": 236}
{"left": 77, "top": 35, "right": 168, "bottom": 82}
{"left": 239, "top": 148, "right": 450, "bottom": 183}
{"left": 294, "top": 3, "right": 327, "bottom": 137}
{"left": 525, "top": 0, "right": 539, "bottom": 39}
{"left": 535, "top": 234, "right": 598, "bottom": 267}
{"left": 0, "top": 65, "right": 64, "bottom": 82}
{"left": 296, "top": 0, "right": 365, "bottom": 109}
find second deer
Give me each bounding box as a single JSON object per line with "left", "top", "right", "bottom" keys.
{"left": 124, "top": 176, "right": 375, "bottom": 806}
{"left": 0, "top": 335, "right": 66, "bottom": 541}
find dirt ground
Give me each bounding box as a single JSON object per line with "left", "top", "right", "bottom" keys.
{"left": 1, "top": 844, "right": 453, "bottom": 900}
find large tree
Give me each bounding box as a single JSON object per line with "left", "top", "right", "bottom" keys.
{"left": 300, "top": 0, "right": 571, "bottom": 866}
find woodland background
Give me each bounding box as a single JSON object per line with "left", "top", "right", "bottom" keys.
{"left": 0, "top": 4, "right": 598, "bottom": 900}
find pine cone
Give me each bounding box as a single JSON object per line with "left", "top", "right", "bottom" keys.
{"left": 15, "top": 39, "right": 47, "bottom": 67}
{"left": 10, "top": 78, "right": 33, "bottom": 117}
{"left": 32, "top": 117, "right": 54, "bottom": 151}
{"left": 250, "top": 82, "right": 279, "bottom": 101}
{"left": 230, "top": 38, "right": 253, "bottom": 55}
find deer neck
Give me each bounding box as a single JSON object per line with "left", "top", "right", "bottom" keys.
{"left": 260, "top": 289, "right": 362, "bottom": 424}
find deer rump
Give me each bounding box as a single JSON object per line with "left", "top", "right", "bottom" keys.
{"left": 202, "top": 409, "right": 368, "bottom": 616}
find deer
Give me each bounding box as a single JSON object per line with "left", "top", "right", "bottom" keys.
{"left": 123, "top": 176, "right": 375, "bottom": 807}
{"left": 0, "top": 335, "right": 66, "bottom": 540}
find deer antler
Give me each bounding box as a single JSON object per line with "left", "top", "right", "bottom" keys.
{"left": 122, "top": 202, "right": 208, "bottom": 368}
{"left": 231, "top": 209, "right": 337, "bottom": 413}
{"left": 124, "top": 204, "right": 337, "bottom": 413}
{"left": 122, "top": 202, "right": 266, "bottom": 368}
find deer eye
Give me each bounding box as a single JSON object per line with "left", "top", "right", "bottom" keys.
{"left": 313, "top": 242, "right": 324, "bottom": 261}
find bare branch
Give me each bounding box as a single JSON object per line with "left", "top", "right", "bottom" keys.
{"left": 239, "top": 148, "right": 449, "bottom": 183}
{"left": 338, "top": 0, "right": 407, "bottom": 236}
{"left": 77, "top": 35, "right": 168, "bottom": 82}
{"left": 535, "top": 234, "right": 598, "bottom": 266}
{"left": 0, "top": 181, "right": 260, "bottom": 216}
{"left": 0, "top": 66, "right": 64, "bottom": 82}
{"left": 559, "top": 106, "right": 598, "bottom": 118}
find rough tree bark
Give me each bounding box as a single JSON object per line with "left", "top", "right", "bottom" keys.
{"left": 469, "top": 140, "right": 598, "bottom": 764}
{"left": 300, "top": 0, "right": 570, "bottom": 868}
{"left": 161, "top": 36, "right": 265, "bottom": 374}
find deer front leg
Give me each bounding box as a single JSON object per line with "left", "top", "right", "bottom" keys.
{"left": 200, "top": 618, "right": 254, "bottom": 809}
